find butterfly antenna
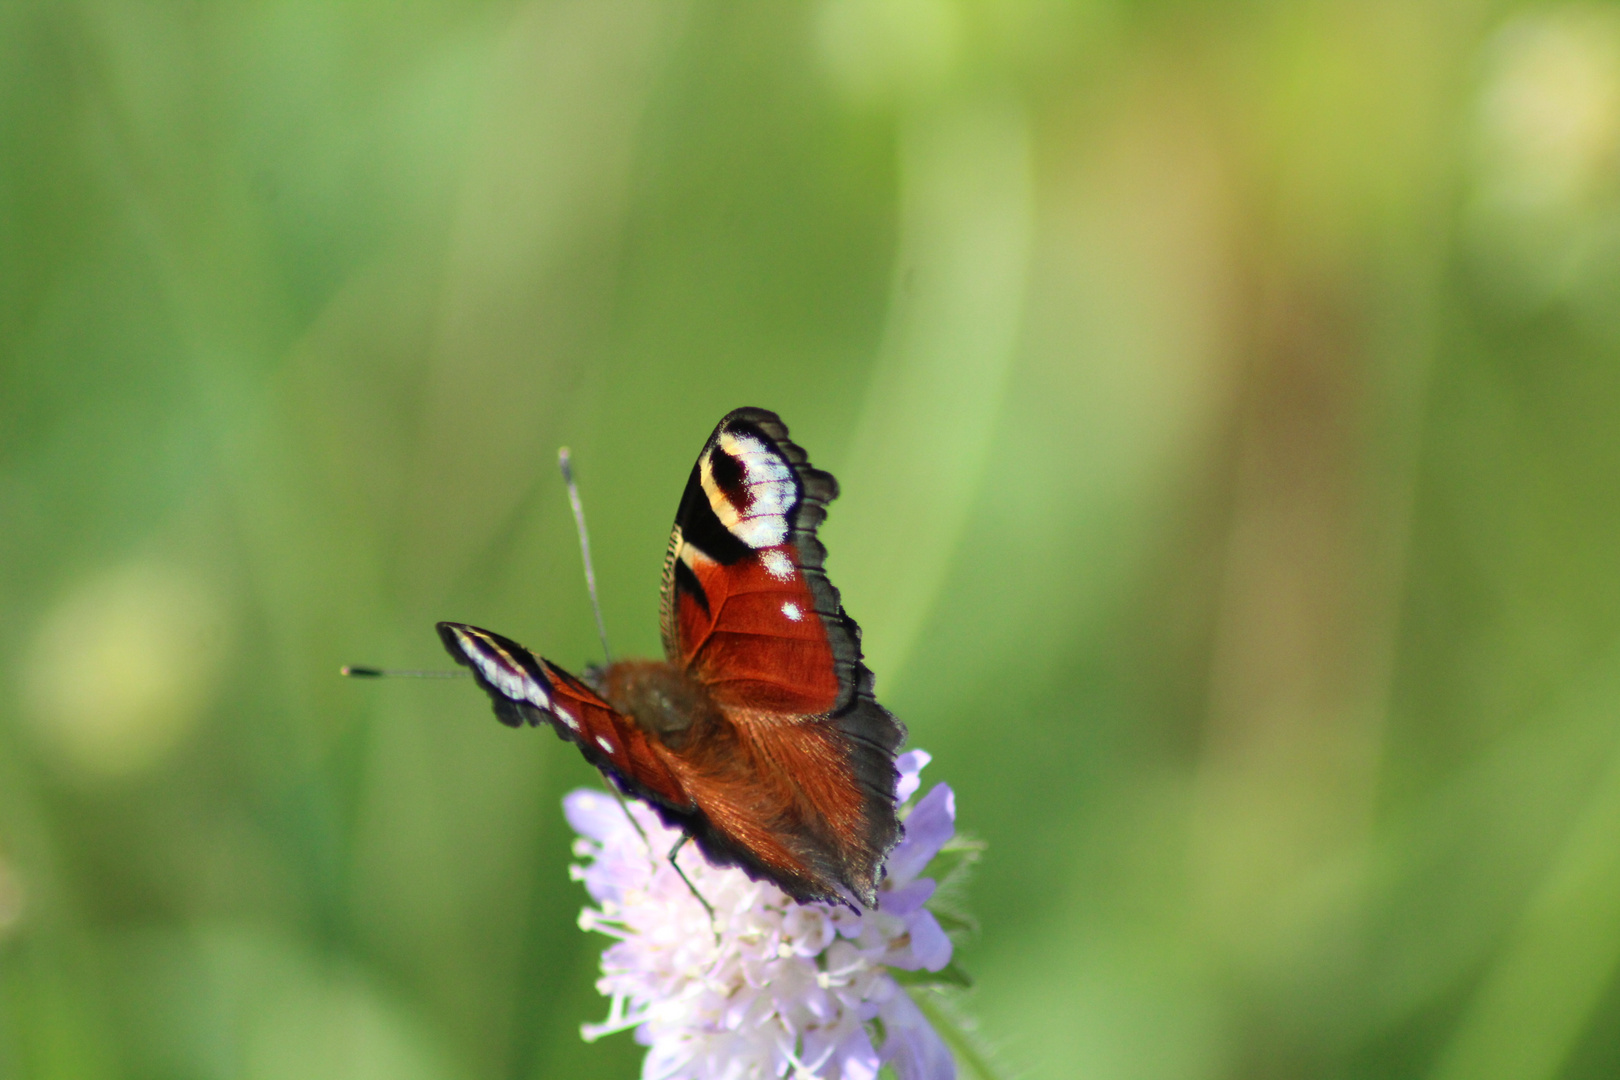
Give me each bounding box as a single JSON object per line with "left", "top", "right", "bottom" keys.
{"left": 341, "top": 666, "right": 468, "bottom": 678}
{"left": 558, "top": 447, "right": 612, "bottom": 664}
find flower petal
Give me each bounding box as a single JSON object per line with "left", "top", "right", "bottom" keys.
{"left": 880, "top": 989, "right": 957, "bottom": 1080}
{"left": 889, "top": 908, "right": 952, "bottom": 973}
{"left": 563, "top": 789, "right": 627, "bottom": 842}
{"left": 781, "top": 902, "right": 836, "bottom": 956}
{"left": 879, "top": 877, "right": 936, "bottom": 917}
{"left": 895, "top": 750, "right": 932, "bottom": 803}
{"left": 886, "top": 784, "right": 955, "bottom": 885}
{"left": 835, "top": 1020, "right": 882, "bottom": 1080}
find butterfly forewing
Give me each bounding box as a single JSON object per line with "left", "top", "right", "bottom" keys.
{"left": 656, "top": 408, "right": 906, "bottom": 903}
{"left": 437, "top": 622, "right": 690, "bottom": 811}
{"left": 661, "top": 410, "right": 852, "bottom": 712}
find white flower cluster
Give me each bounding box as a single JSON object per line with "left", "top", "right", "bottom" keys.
{"left": 566, "top": 750, "right": 960, "bottom": 1080}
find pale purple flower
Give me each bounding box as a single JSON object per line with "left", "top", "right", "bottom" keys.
{"left": 566, "top": 749, "right": 961, "bottom": 1080}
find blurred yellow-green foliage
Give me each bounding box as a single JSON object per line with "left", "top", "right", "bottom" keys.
{"left": 8, "top": 1, "right": 1620, "bottom": 1078}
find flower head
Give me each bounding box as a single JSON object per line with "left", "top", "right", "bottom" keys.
{"left": 566, "top": 750, "right": 961, "bottom": 1080}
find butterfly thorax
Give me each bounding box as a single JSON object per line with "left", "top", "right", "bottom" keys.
{"left": 592, "top": 659, "right": 723, "bottom": 752}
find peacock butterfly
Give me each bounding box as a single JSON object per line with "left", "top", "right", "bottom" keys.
{"left": 437, "top": 408, "right": 906, "bottom": 908}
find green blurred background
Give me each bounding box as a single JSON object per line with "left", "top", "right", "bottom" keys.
{"left": 7, "top": 1, "right": 1620, "bottom": 1078}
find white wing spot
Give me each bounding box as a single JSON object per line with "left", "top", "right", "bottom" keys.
{"left": 555, "top": 706, "right": 579, "bottom": 732}
{"left": 782, "top": 601, "right": 803, "bottom": 622}
{"left": 761, "top": 548, "right": 793, "bottom": 581}
{"left": 596, "top": 735, "right": 615, "bottom": 753}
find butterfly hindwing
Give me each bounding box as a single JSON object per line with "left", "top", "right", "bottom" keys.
{"left": 437, "top": 622, "right": 690, "bottom": 811}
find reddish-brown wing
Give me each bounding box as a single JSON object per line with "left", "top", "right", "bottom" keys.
{"left": 656, "top": 408, "right": 905, "bottom": 903}
{"left": 437, "top": 622, "right": 690, "bottom": 812}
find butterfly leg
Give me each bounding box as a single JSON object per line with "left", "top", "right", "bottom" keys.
{"left": 667, "top": 833, "right": 719, "bottom": 930}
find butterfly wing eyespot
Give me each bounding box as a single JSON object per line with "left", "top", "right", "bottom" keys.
{"left": 436, "top": 622, "right": 690, "bottom": 812}
{"left": 654, "top": 409, "right": 907, "bottom": 906}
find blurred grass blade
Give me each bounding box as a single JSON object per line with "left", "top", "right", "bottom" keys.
{"left": 832, "top": 92, "right": 1032, "bottom": 684}
{"left": 1431, "top": 652, "right": 1620, "bottom": 1080}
